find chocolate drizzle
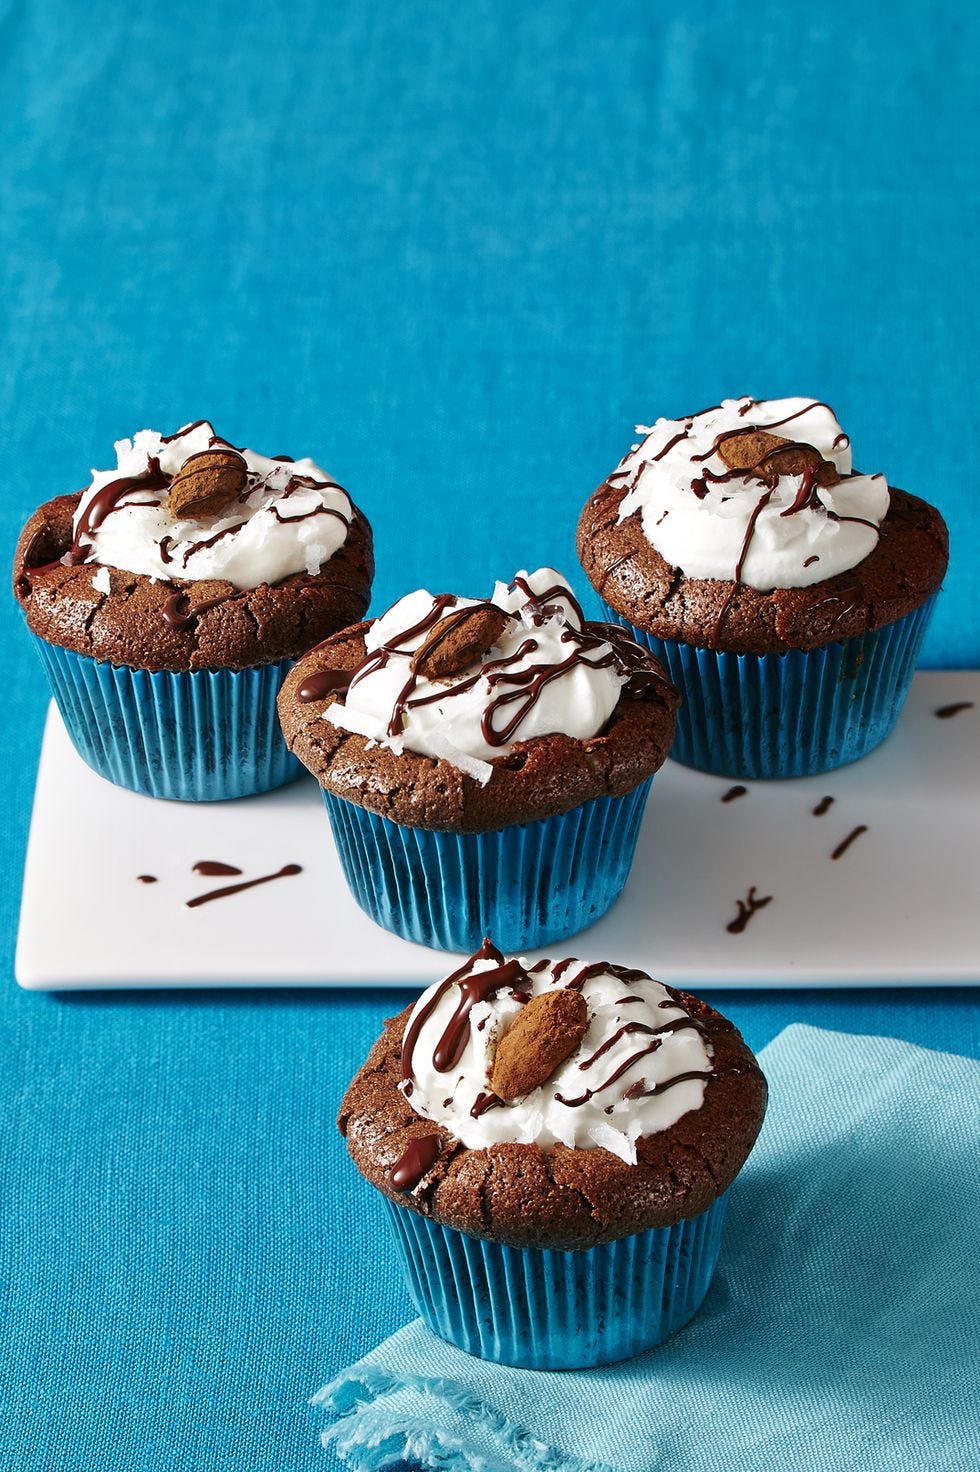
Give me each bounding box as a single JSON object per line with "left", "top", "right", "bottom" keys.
{"left": 575, "top": 1014, "right": 708, "bottom": 1074}
{"left": 936, "top": 702, "right": 974, "bottom": 720}
{"left": 179, "top": 522, "right": 246, "bottom": 568}
{"left": 192, "top": 860, "right": 243, "bottom": 877}
{"left": 401, "top": 938, "right": 512, "bottom": 1081}
{"left": 185, "top": 863, "right": 302, "bottom": 908}
{"left": 470, "top": 1091, "right": 503, "bottom": 1119}
{"left": 726, "top": 886, "right": 773, "bottom": 934}
{"left": 652, "top": 430, "right": 689, "bottom": 461}
{"left": 721, "top": 784, "right": 747, "bottom": 803}
{"left": 555, "top": 1004, "right": 709, "bottom": 1108}
{"left": 433, "top": 959, "right": 528, "bottom": 1072}
{"left": 555, "top": 1041, "right": 664, "bottom": 1106}
{"left": 403, "top": 946, "right": 716, "bottom": 1145}
{"left": 389, "top": 1134, "right": 441, "bottom": 1191}
{"left": 69, "top": 458, "right": 170, "bottom": 563}
{"left": 159, "top": 420, "right": 212, "bottom": 443}
{"left": 622, "top": 1070, "right": 716, "bottom": 1102}
{"left": 270, "top": 503, "right": 349, "bottom": 527}
{"left": 339, "top": 579, "right": 673, "bottom": 754}
{"left": 136, "top": 874, "right": 157, "bottom": 884}
{"left": 812, "top": 795, "right": 834, "bottom": 817}
{"left": 712, "top": 489, "right": 773, "bottom": 644}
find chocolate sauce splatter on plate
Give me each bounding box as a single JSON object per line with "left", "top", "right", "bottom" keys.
{"left": 726, "top": 886, "right": 773, "bottom": 934}
{"left": 812, "top": 795, "right": 834, "bottom": 816}
{"left": 721, "top": 784, "right": 747, "bottom": 803}
{"left": 831, "top": 826, "right": 868, "bottom": 861}
{"left": 935, "top": 702, "right": 974, "bottom": 720}
{"left": 186, "top": 863, "right": 302, "bottom": 909}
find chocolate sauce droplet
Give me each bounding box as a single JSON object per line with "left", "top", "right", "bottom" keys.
{"left": 69, "top": 458, "right": 170, "bottom": 563}
{"left": 400, "top": 938, "right": 506, "bottom": 1082}
{"left": 297, "top": 668, "right": 352, "bottom": 704}
{"left": 390, "top": 1134, "right": 441, "bottom": 1191}
{"left": 192, "top": 860, "right": 243, "bottom": 877}
{"left": 161, "top": 588, "right": 233, "bottom": 629}
{"left": 136, "top": 874, "right": 157, "bottom": 884}
{"left": 721, "top": 784, "right": 747, "bottom": 803}
{"left": 812, "top": 795, "right": 834, "bottom": 817}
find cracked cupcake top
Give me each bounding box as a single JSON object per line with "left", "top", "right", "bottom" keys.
{"left": 278, "top": 571, "right": 679, "bottom": 830}
{"left": 338, "top": 942, "right": 768, "bottom": 1248}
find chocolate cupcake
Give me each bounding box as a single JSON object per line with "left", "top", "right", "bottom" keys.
{"left": 278, "top": 568, "right": 678, "bottom": 951}
{"left": 578, "top": 397, "right": 948, "bottom": 778}
{"left": 14, "top": 421, "right": 373, "bottom": 800}
{"left": 339, "top": 939, "right": 767, "bottom": 1368}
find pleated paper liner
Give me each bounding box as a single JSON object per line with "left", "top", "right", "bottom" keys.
{"left": 322, "top": 778, "right": 653, "bottom": 952}
{"left": 382, "top": 1191, "right": 729, "bottom": 1369}
{"left": 32, "top": 636, "right": 300, "bottom": 801}
{"left": 601, "top": 596, "right": 937, "bottom": 779}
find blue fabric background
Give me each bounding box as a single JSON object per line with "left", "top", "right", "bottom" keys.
{"left": 1, "top": 2, "right": 977, "bottom": 1469}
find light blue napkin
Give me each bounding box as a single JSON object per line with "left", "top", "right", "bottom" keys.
{"left": 313, "top": 1025, "right": 979, "bottom": 1472}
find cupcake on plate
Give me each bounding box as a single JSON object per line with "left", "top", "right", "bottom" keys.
{"left": 13, "top": 421, "right": 373, "bottom": 800}
{"left": 278, "top": 568, "right": 678, "bottom": 951}
{"left": 578, "top": 397, "right": 948, "bottom": 778}
{"left": 339, "top": 939, "right": 767, "bottom": 1368}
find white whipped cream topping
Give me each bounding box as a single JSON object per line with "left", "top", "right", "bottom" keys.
{"left": 400, "top": 948, "right": 713, "bottom": 1166}
{"left": 615, "top": 397, "right": 890, "bottom": 590}
{"left": 325, "top": 568, "right": 627, "bottom": 784}
{"left": 71, "top": 421, "right": 353, "bottom": 590}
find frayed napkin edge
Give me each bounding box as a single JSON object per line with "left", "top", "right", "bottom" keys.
{"left": 312, "top": 1368, "right": 616, "bottom": 1472}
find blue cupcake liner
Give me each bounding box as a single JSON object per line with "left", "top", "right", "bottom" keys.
{"left": 322, "top": 779, "right": 653, "bottom": 952}
{"left": 601, "top": 596, "right": 937, "bottom": 779}
{"left": 381, "top": 1191, "right": 729, "bottom": 1369}
{"left": 31, "top": 635, "right": 301, "bottom": 801}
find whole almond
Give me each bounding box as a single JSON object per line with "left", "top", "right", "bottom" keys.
{"left": 411, "top": 602, "right": 510, "bottom": 680}
{"left": 489, "top": 989, "right": 589, "bottom": 1100}
{"left": 168, "top": 448, "right": 249, "bottom": 519}
{"left": 718, "top": 429, "right": 839, "bottom": 487}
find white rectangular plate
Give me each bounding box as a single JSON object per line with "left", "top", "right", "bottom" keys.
{"left": 16, "top": 672, "right": 979, "bottom": 990}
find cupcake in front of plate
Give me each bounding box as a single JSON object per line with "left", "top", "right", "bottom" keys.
{"left": 278, "top": 569, "right": 678, "bottom": 951}
{"left": 13, "top": 421, "right": 373, "bottom": 800}
{"left": 339, "top": 939, "right": 767, "bottom": 1368}
{"left": 578, "top": 397, "right": 948, "bottom": 778}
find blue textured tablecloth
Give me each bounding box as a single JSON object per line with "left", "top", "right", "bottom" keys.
{"left": 1, "top": 3, "right": 978, "bottom": 1470}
